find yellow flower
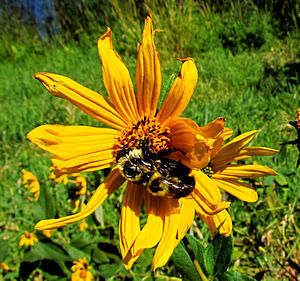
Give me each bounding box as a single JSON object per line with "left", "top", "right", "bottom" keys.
{"left": 49, "top": 167, "right": 69, "bottom": 184}
{"left": 28, "top": 13, "right": 230, "bottom": 270}
{"left": 42, "top": 229, "right": 54, "bottom": 238}
{"left": 79, "top": 219, "right": 88, "bottom": 231}
{"left": 19, "top": 232, "right": 38, "bottom": 247}
{"left": 0, "top": 262, "right": 9, "bottom": 271}
{"left": 197, "top": 120, "right": 278, "bottom": 236}
{"left": 21, "top": 169, "right": 40, "bottom": 200}
{"left": 72, "top": 174, "right": 87, "bottom": 195}
{"left": 71, "top": 258, "right": 93, "bottom": 281}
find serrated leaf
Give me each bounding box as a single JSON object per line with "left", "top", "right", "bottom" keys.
{"left": 172, "top": 235, "right": 206, "bottom": 281}
{"left": 220, "top": 270, "right": 257, "bottom": 280}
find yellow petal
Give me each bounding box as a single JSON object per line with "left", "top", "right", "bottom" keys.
{"left": 167, "top": 118, "right": 214, "bottom": 169}
{"left": 174, "top": 198, "right": 195, "bottom": 247}
{"left": 34, "top": 72, "right": 127, "bottom": 130}
{"left": 98, "top": 28, "right": 138, "bottom": 122}
{"left": 213, "top": 146, "right": 279, "bottom": 171}
{"left": 123, "top": 192, "right": 163, "bottom": 269}
{"left": 136, "top": 13, "right": 162, "bottom": 117}
{"left": 197, "top": 117, "right": 226, "bottom": 139}
{"left": 157, "top": 58, "right": 198, "bottom": 124}
{"left": 212, "top": 176, "right": 258, "bottom": 202}
{"left": 191, "top": 170, "right": 230, "bottom": 215}
{"left": 167, "top": 118, "right": 199, "bottom": 153}
{"left": 217, "top": 164, "right": 277, "bottom": 179}
{"left": 212, "top": 130, "right": 257, "bottom": 165}
{"left": 35, "top": 168, "right": 124, "bottom": 230}
{"left": 153, "top": 198, "right": 180, "bottom": 271}
{"left": 119, "top": 183, "right": 144, "bottom": 260}
{"left": 27, "top": 125, "right": 118, "bottom": 174}
{"left": 219, "top": 127, "right": 234, "bottom": 140}
{"left": 199, "top": 210, "right": 232, "bottom": 237}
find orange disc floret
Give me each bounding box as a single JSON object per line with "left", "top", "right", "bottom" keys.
{"left": 114, "top": 116, "right": 171, "bottom": 157}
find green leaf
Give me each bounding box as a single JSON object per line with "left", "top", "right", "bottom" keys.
{"left": 220, "top": 270, "right": 257, "bottom": 280}
{"left": 68, "top": 238, "right": 110, "bottom": 263}
{"left": 23, "top": 241, "right": 71, "bottom": 274}
{"left": 210, "top": 233, "right": 234, "bottom": 276}
{"left": 274, "top": 174, "right": 288, "bottom": 186}
{"left": 34, "top": 183, "right": 56, "bottom": 220}
{"left": 0, "top": 240, "right": 10, "bottom": 261}
{"left": 172, "top": 235, "right": 206, "bottom": 281}
{"left": 204, "top": 243, "right": 214, "bottom": 275}
{"left": 99, "top": 263, "right": 123, "bottom": 278}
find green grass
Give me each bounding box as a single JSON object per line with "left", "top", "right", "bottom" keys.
{"left": 0, "top": 1, "right": 299, "bottom": 280}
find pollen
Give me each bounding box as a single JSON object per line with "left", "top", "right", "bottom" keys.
{"left": 114, "top": 116, "right": 171, "bottom": 155}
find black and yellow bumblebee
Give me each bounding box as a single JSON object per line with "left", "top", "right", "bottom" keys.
{"left": 116, "top": 145, "right": 195, "bottom": 198}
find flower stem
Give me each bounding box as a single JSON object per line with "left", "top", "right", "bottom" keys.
{"left": 182, "top": 236, "right": 208, "bottom": 281}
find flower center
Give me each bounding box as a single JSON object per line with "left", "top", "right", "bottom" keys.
{"left": 114, "top": 116, "right": 171, "bottom": 156}
{"left": 201, "top": 163, "right": 214, "bottom": 178}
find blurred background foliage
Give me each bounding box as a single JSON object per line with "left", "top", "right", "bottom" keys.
{"left": 0, "top": 0, "right": 299, "bottom": 280}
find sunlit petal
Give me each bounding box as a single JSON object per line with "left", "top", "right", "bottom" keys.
{"left": 98, "top": 28, "right": 138, "bottom": 122}
{"left": 212, "top": 130, "right": 257, "bottom": 165}
{"left": 136, "top": 13, "right": 162, "bottom": 117}
{"left": 34, "top": 72, "right": 127, "bottom": 130}
{"left": 174, "top": 198, "right": 195, "bottom": 247}
{"left": 216, "top": 164, "right": 277, "bottom": 179}
{"left": 212, "top": 147, "right": 279, "bottom": 171}
{"left": 120, "top": 183, "right": 144, "bottom": 261}
{"left": 157, "top": 58, "right": 198, "bottom": 124}
{"left": 153, "top": 198, "right": 180, "bottom": 271}
{"left": 35, "top": 168, "right": 124, "bottom": 230}
{"left": 27, "top": 125, "right": 118, "bottom": 174}
{"left": 191, "top": 170, "right": 230, "bottom": 215}
{"left": 213, "top": 176, "right": 258, "bottom": 202}
{"left": 199, "top": 209, "right": 232, "bottom": 237}
{"left": 123, "top": 193, "right": 163, "bottom": 269}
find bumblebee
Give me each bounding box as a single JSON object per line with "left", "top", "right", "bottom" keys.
{"left": 116, "top": 145, "right": 195, "bottom": 198}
